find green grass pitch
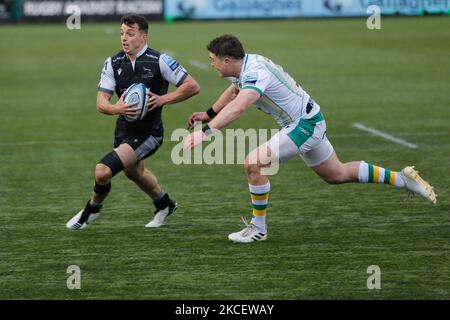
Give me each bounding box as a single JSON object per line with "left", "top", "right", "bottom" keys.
{"left": 0, "top": 17, "right": 449, "bottom": 299}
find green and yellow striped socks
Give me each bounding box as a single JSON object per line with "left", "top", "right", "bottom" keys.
{"left": 358, "top": 161, "right": 405, "bottom": 187}
{"left": 249, "top": 182, "right": 270, "bottom": 232}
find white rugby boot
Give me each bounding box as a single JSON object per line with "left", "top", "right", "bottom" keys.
{"left": 145, "top": 199, "right": 178, "bottom": 228}
{"left": 66, "top": 201, "right": 102, "bottom": 230}
{"left": 228, "top": 217, "right": 267, "bottom": 243}
{"left": 400, "top": 166, "right": 437, "bottom": 204}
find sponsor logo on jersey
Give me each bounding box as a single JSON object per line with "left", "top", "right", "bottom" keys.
{"left": 162, "top": 55, "right": 180, "bottom": 71}
{"left": 242, "top": 72, "right": 258, "bottom": 85}
{"left": 142, "top": 67, "right": 154, "bottom": 79}
{"left": 118, "top": 68, "right": 122, "bottom": 75}
{"left": 146, "top": 53, "right": 159, "bottom": 59}
{"left": 112, "top": 55, "right": 126, "bottom": 63}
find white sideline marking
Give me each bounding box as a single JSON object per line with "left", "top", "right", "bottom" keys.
{"left": 352, "top": 123, "right": 419, "bottom": 149}
{"left": 188, "top": 59, "right": 209, "bottom": 71}
{"left": 334, "top": 132, "right": 447, "bottom": 138}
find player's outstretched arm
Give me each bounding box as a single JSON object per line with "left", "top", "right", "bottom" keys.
{"left": 183, "top": 89, "right": 260, "bottom": 150}
{"left": 211, "top": 85, "right": 239, "bottom": 114}
{"left": 208, "top": 89, "right": 260, "bottom": 130}
{"left": 147, "top": 75, "right": 200, "bottom": 112}
{"left": 187, "top": 85, "right": 238, "bottom": 129}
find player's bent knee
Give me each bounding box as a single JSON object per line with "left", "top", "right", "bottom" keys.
{"left": 245, "top": 161, "right": 261, "bottom": 175}
{"left": 95, "top": 164, "right": 113, "bottom": 184}
{"left": 98, "top": 150, "right": 124, "bottom": 178}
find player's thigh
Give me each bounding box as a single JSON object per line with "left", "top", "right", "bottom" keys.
{"left": 267, "top": 117, "right": 335, "bottom": 167}
{"left": 246, "top": 143, "right": 277, "bottom": 168}
{"left": 300, "top": 137, "right": 334, "bottom": 168}
{"left": 114, "top": 143, "right": 138, "bottom": 168}
{"left": 297, "top": 120, "right": 334, "bottom": 167}
{"left": 265, "top": 128, "right": 301, "bottom": 164}
{"left": 115, "top": 134, "right": 163, "bottom": 165}
{"left": 123, "top": 159, "right": 144, "bottom": 179}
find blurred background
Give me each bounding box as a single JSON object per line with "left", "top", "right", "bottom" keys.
{"left": 1, "top": 0, "right": 449, "bottom": 23}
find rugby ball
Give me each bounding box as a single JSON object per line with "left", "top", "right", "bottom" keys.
{"left": 122, "top": 83, "right": 149, "bottom": 122}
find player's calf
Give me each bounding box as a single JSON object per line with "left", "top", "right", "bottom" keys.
{"left": 311, "top": 154, "right": 359, "bottom": 184}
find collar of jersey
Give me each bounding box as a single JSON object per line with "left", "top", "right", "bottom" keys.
{"left": 127, "top": 44, "right": 148, "bottom": 61}
{"left": 136, "top": 44, "right": 148, "bottom": 59}
{"left": 238, "top": 53, "right": 249, "bottom": 81}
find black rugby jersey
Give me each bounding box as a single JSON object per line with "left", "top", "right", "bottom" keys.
{"left": 98, "top": 45, "right": 188, "bottom": 136}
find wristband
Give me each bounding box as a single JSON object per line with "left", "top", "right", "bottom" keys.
{"left": 202, "top": 125, "right": 212, "bottom": 135}
{"left": 206, "top": 107, "right": 218, "bottom": 119}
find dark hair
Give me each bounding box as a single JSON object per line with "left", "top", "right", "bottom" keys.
{"left": 121, "top": 14, "right": 148, "bottom": 33}
{"left": 207, "top": 34, "right": 245, "bottom": 60}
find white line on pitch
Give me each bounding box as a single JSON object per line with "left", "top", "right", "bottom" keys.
{"left": 188, "top": 59, "right": 209, "bottom": 71}
{"left": 352, "top": 123, "right": 419, "bottom": 149}
{"left": 333, "top": 132, "right": 447, "bottom": 138}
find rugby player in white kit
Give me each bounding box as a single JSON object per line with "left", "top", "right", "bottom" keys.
{"left": 184, "top": 34, "right": 436, "bottom": 243}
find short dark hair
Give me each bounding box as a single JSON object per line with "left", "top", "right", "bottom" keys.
{"left": 121, "top": 14, "right": 148, "bottom": 33}
{"left": 207, "top": 34, "right": 245, "bottom": 60}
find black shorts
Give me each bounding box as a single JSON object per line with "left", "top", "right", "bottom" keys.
{"left": 114, "top": 127, "right": 163, "bottom": 161}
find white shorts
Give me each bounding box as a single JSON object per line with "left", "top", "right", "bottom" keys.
{"left": 267, "top": 111, "right": 334, "bottom": 167}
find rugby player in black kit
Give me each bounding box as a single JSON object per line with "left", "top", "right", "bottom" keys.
{"left": 66, "top": 14, "right": 200, "bottom": 230}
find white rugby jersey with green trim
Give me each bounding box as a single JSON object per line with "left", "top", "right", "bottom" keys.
{"left": 230, "top": 54, "right": 320, "bottom": 127}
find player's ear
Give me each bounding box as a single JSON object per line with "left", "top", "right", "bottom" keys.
{"left": 142, "top": 31, "right": 148, "bottom": 42}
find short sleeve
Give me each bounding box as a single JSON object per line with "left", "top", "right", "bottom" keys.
{"left": 159, "top": 54, "right": 188, "bottom": 86}
{"left": 240, "top": 67, "right": 271, "bottom": 96}
{"left": 98, "top": 58, "right": 115, "bottom": 95}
